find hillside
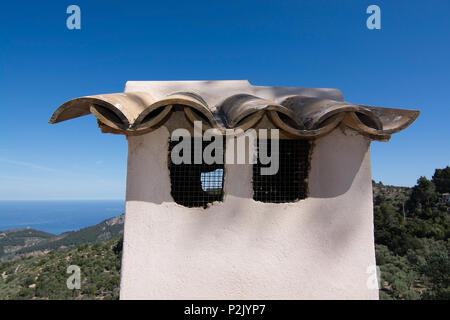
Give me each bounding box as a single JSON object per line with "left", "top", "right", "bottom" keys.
{"left": 0, "top": 215, "right": 124, "bottom": 263}
{"left": 0, "top": 237, "right": 122, "bottom": 300}
{"left": 372, "top": 181, "right": 411, "bottom": 206}
{"left": 0, "top": 229, "right": 55, "bottom": 262}
{"left": 372, "top": 168, "right": 450, "bottom": 300}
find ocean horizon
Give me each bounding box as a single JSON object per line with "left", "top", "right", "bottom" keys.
{"left": 0, "top": 200, "right": 125, "bottom": 234}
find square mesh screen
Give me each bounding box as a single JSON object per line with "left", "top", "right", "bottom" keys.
{"left": 253, "top": 139, "right": 311, "bottom": 203}
{"left": 168, "top": 138, "right": 224, "bottom": 208}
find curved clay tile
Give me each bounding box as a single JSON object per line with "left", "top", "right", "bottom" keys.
{"left": 342, "top": 106, "right": 420, "bottom": 141}
{"left": 49, "top": 92, "right": 155, "bottom": 130}
{"left": 280, "top": 96, "right": 379, "bottom": 129}
{"left": 219, "top": 94, "right": 300, "bottom": 131}
{"left": 280, "top": 96, "right": 419, "bottom": 140}
{"left": 355, "top": 105, "right": 420, "bottom": 134}
{"left": 268, "top": 110, "right": 346, "bottom": 138}
{"left": 132, "top": 92, "right": 217, "bottom": 131}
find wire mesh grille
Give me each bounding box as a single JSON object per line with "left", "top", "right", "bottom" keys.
{"left": 168, "top": 138, "right": 225, "bottom": 208}
{"left": 253, "top": 139, "right": 311, "bottom": 203}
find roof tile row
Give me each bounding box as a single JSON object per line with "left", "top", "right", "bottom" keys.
{"left": 49, "top": 81, "right": 419, "bottom": 141}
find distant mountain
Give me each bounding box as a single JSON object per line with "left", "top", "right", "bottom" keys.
{"left": 0, "top": 215, "right": 124, "bottom": 263}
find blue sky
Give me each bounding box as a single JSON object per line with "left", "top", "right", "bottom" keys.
{"left": 0, "top": 0, "right": 449, "bottom": 200}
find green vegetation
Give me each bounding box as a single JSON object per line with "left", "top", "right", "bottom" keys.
{"left": 0, "top": 229, "right": 55, "bottom": 262}
{"left": 0, "top": 167, "right": 448, "bottom": 300}
{"left": 374, "top": 166, "right": 450, "bottom": 300}
{"left": 0, "top": 237, "right": 122, "bottom": 300}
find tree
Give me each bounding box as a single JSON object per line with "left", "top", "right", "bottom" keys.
{"left": 432, "top": 166, "right": 450, "bottom": 194}
{"left": 407, "top": 177, "right": 437, "bottom": 212}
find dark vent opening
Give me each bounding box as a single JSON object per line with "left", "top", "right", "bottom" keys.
{"left": 253, "top": 139, "right": 311, "bottom": 203}
{"left": 356, "top": 112, "right": 380, "bottom": 129}
{"left": 188, "top": 107, "right": 211, "bottom": 124}
{"left": 92, "top": 104, "right": 126, "bottom": 126}
{"left": 277, "top": 112, "right": 302, "bottom": 129}
{"left": 168, "top": 137, "right": 225, "bottom": 208}
{"left": 140, "top": 107, "right": 165, "bottom": 124}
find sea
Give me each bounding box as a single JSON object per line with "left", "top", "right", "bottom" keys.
{"left": 0, "top": 200, "right": 125, "bottom": 235}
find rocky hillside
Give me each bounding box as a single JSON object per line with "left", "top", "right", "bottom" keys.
{"left": 0, "top": 215, "right": 124, "bottom": 263}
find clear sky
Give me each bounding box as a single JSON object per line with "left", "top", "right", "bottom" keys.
{"left": 0, "top": 0, "right": 449, "bottom": 200}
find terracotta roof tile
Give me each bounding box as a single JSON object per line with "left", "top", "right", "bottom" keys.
{"left": 49, "top": 80, "right": 419, "bottom": 141}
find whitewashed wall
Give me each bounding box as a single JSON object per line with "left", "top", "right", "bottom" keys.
{"left": 119, "top": 123, "right": 378, "bottom": 300}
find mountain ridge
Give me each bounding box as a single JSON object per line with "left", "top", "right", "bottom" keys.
{"left": 0, "top": 215, "right": 124, "bottom": 263}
